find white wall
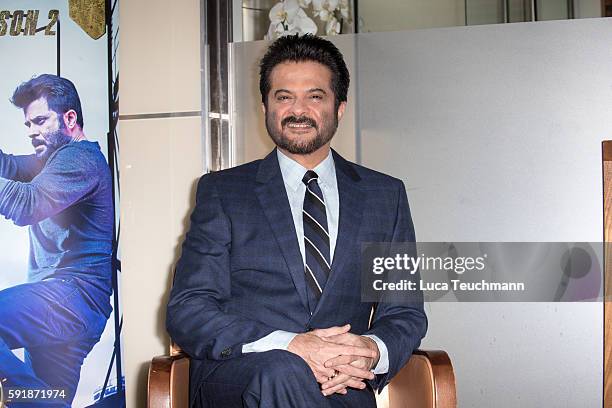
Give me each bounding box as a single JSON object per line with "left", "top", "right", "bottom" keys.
{"left": 119, "top": 0, "right": 203, "bottom": 406}
{"left": 356, "top": 18, "right": 610, "bottom": 407}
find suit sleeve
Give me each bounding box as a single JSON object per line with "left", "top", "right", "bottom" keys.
{"left": 166, "top": 174, "right": 278, "bottom": 361}
{"left": 365, "top": 180, "right": 428, "bottom": 391}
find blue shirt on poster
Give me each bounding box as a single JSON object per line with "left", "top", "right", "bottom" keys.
{"left": 0, "top": 140, "right": 113, "bottom": 300}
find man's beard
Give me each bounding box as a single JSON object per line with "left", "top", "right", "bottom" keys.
{"left": 34, "top": 127, "right": 72, "bottom": 161}
{"left": 265, "top": 110, "right": 338, "bottom": 155}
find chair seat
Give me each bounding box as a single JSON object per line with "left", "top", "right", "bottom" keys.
{"left": 148, "top": 349, "right": 456, "bottom": 408}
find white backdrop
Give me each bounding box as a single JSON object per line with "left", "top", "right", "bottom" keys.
{"left": 357, "top": 18, "right": 611, "bottom": 407}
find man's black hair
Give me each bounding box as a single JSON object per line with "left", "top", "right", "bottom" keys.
{"left": 11, "top": 74, "right": 84, "bottom": 129}
{"left": 259, "top": 34, "right": 349, "bottom": 109}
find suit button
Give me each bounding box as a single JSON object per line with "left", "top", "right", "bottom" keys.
{"left": 306, "top": 325, "right": 313, "bottom": 331}
{"left": 221, "top": 348, "right": 232, "bottom": 358}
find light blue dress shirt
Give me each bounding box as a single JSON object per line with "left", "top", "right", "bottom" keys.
{"left": 242, "top": 149, "right": 389, "bottom": 375}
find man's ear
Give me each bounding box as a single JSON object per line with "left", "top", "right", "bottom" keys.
{"left": 261, "top": 103, "right": 267, "bottom": 115}
{"left": 337, "top": 101, "right": 347, "bottom": 121}
{"left": 63, "top": 110, "right": 78, "bottom": 130}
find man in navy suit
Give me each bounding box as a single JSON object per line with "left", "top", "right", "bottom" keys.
{"left": 167, "top": 34, "right": 427, "bottom": 408}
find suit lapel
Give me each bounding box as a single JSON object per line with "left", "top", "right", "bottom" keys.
{"left": 312, "top": 150, "right": 365, "bottom": 316}
{"left": 255, "top": 150, "right": 310, "bottom": 312}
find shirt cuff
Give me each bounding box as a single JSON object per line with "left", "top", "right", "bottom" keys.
{"left": 241, "top": 330, "right": 298, "bottom": 353}
{"left": 363, "top": 334, "right": 389, "bottom": 374}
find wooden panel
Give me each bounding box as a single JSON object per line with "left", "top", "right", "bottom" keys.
{"left": 603, "top": 140, "right": 612, "bottom": 407}
{"left": 604, "top": 0, "right": 612, "bottom": 17}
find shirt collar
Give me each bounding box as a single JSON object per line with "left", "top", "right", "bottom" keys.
{"left": 277, "top": 148, "right": 335, "bottom": 192}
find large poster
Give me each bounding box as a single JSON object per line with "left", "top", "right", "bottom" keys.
{"left": 0, "top": 1, "right": 123, "bottom": 407}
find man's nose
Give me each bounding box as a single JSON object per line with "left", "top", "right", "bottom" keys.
{"left": 289, "top": 98, "right": 308, "bottom": 116}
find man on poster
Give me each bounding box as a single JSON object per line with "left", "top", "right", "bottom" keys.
{"left": 0, "top": 74, "right": 113, "bottom": 407}
{"left": 167, "top": 34, "right": 427, "bottom": 407}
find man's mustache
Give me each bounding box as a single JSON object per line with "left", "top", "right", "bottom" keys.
{"left": 31, "top": 139, "right": 45, "bottom": 147}
{"left": 282, "top": 116, "right": 317, "bottom": 128}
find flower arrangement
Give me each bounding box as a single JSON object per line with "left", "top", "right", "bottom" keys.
{"left": 265, "top": 0, "right": 350, "bottom": 40}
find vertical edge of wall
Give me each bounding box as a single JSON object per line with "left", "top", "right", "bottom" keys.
{"left": 603, "top": 140, "right": 612, "bottom": 406}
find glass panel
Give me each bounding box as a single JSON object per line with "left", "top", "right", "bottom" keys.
{"left": 466, "top": 0, "right": 504, "bottom": 25}
{"left": 242, "top": 0, "right": 276, "bottom": 42}
{"left": 237, "top": 0, "right": 603, "bottom": 39}
{"left": 358, "top": 0, "right": 466, "bottom": 32}
{"left": 536, "top": 0, "right": 570, "bottom": 20}
{"left": 575, "top": 0, "right": 605, "bottom": 18}
{"left": 508, "top": 0, "right": 532, "bottom": 22}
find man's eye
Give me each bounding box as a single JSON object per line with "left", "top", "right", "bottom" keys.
{"left": 310, "top": 95, "right": 323, "bottom": 100}
{"left": 277, "top": 95, "right": 291, "bottom": 101}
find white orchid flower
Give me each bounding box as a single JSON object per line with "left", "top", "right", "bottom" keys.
{"left": 267, "top": 2, "right": 317, "bottom": 39}
{"left": 298, "top": 14, "right": 317, "bottom": 34}
{"left": 284, "top": 0, "right": 302, "bottom": 20}
{"left": 288, "top": 7, "right": 317, "bottom": 34}
{"left": 266, "top": 1, "right": 292, "bottom": 40}
{"left": 267, "top": 0, "right": 316, "bottom": 38}
{"left": 268, "top": 2, "right": 286, "bottom": 27}
{"left": 325, "top": 0, "right": 339, "bottom": 11}
{"left": 311, "top": 1, "right": 328, "bottom": 21}
{"left": 264, "top": 23, "right": 276, "bottom": 40}
{"left": 339, "top": 0, "right": 349, "bottom": 19}
{"left": 267, "top": 0, "right": 345, "bottom": 39}
{"left": 317, "top": 9, "right": 331, "bottom": 21}
{"left": 314, "top": 0, "right": 339, "bottom": 12}
{"left": 269, "top": 0, "right": 301, "bottom": 27}
{"left": 312, "top": 0, "right": 340, "bottom": 22}
{"left": 325, "top": 15, "right": 341, "bottom": 35}
{"left": 265, "top": 20, "right": 287, "bottom": 40}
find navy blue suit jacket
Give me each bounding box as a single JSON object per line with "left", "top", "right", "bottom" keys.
{"left": 166, "top": 149, "right": 427, "bottom": 405}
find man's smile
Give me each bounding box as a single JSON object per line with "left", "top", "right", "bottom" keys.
{"left": 285, "top": 123, "right": 315, "bottom": 134}
{"left": 282, "top": 116, "right": 317, "bottom": 134}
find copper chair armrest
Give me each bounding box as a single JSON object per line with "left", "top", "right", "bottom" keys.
{"left": 148, "top": 353, "right": 190, "bottom": 408}
{"left": 388, "top": 349, "right": 456, "bottom": 408}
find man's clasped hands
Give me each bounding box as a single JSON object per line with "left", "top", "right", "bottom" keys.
{"left": 287, "top": 324, "right": 379, "bottom": 396}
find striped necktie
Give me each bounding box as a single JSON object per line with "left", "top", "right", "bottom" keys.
{"left": 302, "top": 170, "right": 331, "bottom": 312}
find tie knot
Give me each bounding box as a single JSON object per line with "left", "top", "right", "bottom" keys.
{"left": 302, "top": 170, "right": 319, "bottom": 186}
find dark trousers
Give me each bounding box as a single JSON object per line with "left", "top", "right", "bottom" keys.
{"left": 0, "top": 277, "right": 109, "bottom": 407}
{"left": 195, "top": 350, "right": 377, "bottom": 408}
